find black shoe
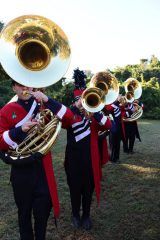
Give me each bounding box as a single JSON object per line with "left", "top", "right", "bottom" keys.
{"left": 81, "top": 217, "right": 92, "bottom": 230}
{"left": 110, "top": 159, "right": 121, "bottom": 164}
{"left": 128, "top": 150, "right": 135, "bottom": 154}
{"left": 123, "top": 149, "right": 129, "bottom": 153}
{"left": 116, "top": 160, "right": 121, "bottom": 164}
{"left": 71, "top": 216, "right": 81, "bottom": 229}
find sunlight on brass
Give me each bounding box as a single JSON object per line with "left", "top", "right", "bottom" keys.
{"left": 90, "top": 71, "right": 119, "bottom": 105}
{"left": 8, "top": 109, "right": 62, "bottom": 159}
{"left": 0, "top": 15, "right": 71, "bottom": 88}
{"left": 0, "top": 15, "right": 71, "bottom": 159}
{"left": 123, "top": 78, "right": 143, "bottom": 121}
{"left": 124, "top": 78, "right": 142, "bottom": 100}
{"left": 81, "top": 87, "right": 106, "bottom": 113}
{"left": 123, "top": 104, "right": 143, "bottom": 122}
{"left": 17, "top": 39, "right": 50, "bottom": 71}
{"left": 22, "top": 90, "right": 32, "bottom": 96}
{"left": 125, "top": 91, "right": 134, "bottom": 103}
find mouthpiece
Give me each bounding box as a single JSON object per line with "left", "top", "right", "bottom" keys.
{"left": 22, "top": 91, "right": 32, "bottom": 96}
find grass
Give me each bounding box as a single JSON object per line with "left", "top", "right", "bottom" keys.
{"left": 0, "top": 119, "right": 160, "bottom": 240}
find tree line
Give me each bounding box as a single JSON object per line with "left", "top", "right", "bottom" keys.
{"left": 0, "top": 21, "right": 160, "bottom": 119}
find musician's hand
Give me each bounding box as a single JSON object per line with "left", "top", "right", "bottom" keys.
{"left": 21, "top": 116, "right": 39, "bottom": 132}
{"left": 133, "top": 106, "right": 138, "bottom": 112}
{"left": 79, "top": 108, "right": 92, "bottom": 119}
{"left": 31, "top": 91, "right": 48, "bottom": 103}
{"left": 117, "top": 94, "right": 122, "bottom": 102}
{"left": 83, "top": 112, "right": 93, "bottom": 119}
{"left": 134, "top": 100, "right": 139, "bottom": 104}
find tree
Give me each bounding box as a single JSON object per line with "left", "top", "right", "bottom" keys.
{"left": 0, "top": 21, "right": 4, "bottom": 31}
{"left": 140, "top": 58, "right": 148, "bottom": 70}
{"left": 149, "top": 55, "right": 160, "bottom": 67}
{"left": 145, "top": 77, "right": 159, "bottom": 89}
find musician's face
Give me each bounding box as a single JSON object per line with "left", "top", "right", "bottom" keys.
{"left": 75, "top": 98, "right": 82, "bottom": 109}
{"left": 12, "top": 83, "right": 33, "bottom": 100}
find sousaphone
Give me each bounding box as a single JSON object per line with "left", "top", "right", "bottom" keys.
{"left": 0, "top": 15, "right": 71, "bottom": 159}
{"left": 0, "top": 14, "right": 71, "bottom": 87}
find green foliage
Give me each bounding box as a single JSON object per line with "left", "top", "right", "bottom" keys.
{"left": 141, "top": 86, "right": 160, "bottom": 119}
{"left": 143, "top": 68, "right": 160, "bottom": 81}
{"left": 45, "top": 79, "right": 74, "bottom": 107}
{"left": 112, "top": 55, "right": 160, "bottom": 119}
{"left": 113, "top": 67, "right": 132, "bottom": 83}
{"left": 0, "top": 44, "right": 160, "bottom": 119}
{"left": 149, "top": 54, "right": 160, "bottom": 67}
{"left": 145, "top": 77, "right": 160, "bottom": 88}
{"left": 0, "top": 79, "right": 13, "bottom": 108}
{"left": 143, "top": 107, "right": 160, "bottom": 120}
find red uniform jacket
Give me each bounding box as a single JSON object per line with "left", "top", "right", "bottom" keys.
{"left": 46, "top": 98, "right": 112, "bottom": 203}
{"left": 0, "top": 100, "right": 60, "bottom": 218}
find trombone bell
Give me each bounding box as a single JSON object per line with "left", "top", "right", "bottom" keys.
{"left": 124, "top": 78, "right": 142, "bottom": 100}
{"left": 0, "top": 15, "right": 71, "bottom": 88}
{"left": 125, "top": 91, "right": 134, "bottom": 103}
{"left": 81, "top": 87, "right": 105, "bottom": 113}
{"left": 90, "top": 71, "right": 119, "bottom": 105}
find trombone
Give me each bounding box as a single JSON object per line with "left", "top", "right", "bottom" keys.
{"left": 81, "top": 71, "right": 119, "bottom": 113}
{"left": 124, "top": 78, "right": 142, "bottom": 101}
{"left": 122, "top": 78, "right": 143, "bottom": 121}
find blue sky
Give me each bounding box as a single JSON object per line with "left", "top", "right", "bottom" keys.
{"left": 0, "top": 0, "right": 160, "bottom": 78}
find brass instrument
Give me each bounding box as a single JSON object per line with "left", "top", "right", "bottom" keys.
{"left": 125, "top": 91, "right": 134, "bottom": 103}
{"left": 0, "top": 15, "right": 71, "bottom": 88}
{"left": 0, "top": 15, "right": 71, "bottom": 159}
{"left": 124, "top": 78, "right": 142, "bottom": 100}
{"left": 8, "top": 109, "right": 61, "bottom": 159}
{"left": 123, "top": 102, "right": 143, "bottom": 122}
{"left": 81, "top": 87, "right": 106, "bottom": 113}
{"left": 119, "top": 91, "right": 134, "bottom": 105}
{"left": 90, "top": 71, "right": 119, "bottom": 105}
{"left": 123, "top": 78, "right": 143, "bottom": 121}
{"left": 81, "top": 71, "right": 119, "bottom": 113}
{"left": 22, "top": 90, "right": 33, "bottom": 97}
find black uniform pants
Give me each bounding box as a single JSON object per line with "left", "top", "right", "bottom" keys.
{"left": 11, "top": 162, "right": 52, "bottom": 240}
{"left": 109, "top": 129, "right": 122, "bottom": 162}
{"left": 123, "top": 122, "right": 137, "bottom": 152}
{"left": 69, "top": 176, "right": 95, "bottom": 218}
{"left": 65, "top": 138, "right": 95, "bottom": 219}
{"left": 124, "top": 133, "right": 135, "bottom": 151}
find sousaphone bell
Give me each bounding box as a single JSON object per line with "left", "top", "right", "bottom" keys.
{"left": 0, "top": 15, "right": 71, "bottom": 88}
{"left": 0, "top": 15, "right": 71, "bottom": 159}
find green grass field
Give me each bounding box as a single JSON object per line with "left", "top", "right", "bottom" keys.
{"left": 0, "top": 119, "right": 160, "bottom": 240}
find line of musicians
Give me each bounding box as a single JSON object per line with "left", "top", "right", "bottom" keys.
{"left": 0, "top": 69, "right": 143, "bottom": 240}
{"left": 103, "top": 96, "right": 143, "bottom": 164}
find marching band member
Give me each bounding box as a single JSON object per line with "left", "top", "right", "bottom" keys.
{"left": 104, "top": 97, "right": 124, "bottom": 163}
{"left": 104, "top": 95, "right": 134, "bottom": 163}
{"left": 0, "top": 80, "right": 60, "bottom": 240}
{"left": 44, "top": 68, "right": 112, "bottom": 230}
{"left": 122, "top": 78, "right": 143, "bottom": 154}
{"left": 122, "top": 100, "right": 143, "bottom": 154}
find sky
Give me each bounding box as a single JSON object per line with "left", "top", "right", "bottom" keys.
{"left": 0, "top": 0, "right": 160, "bottom": 78}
